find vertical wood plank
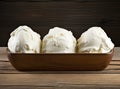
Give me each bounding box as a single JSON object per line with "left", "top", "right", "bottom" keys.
{"left": 0, "top": 1, "right": 120, "bottom": 46}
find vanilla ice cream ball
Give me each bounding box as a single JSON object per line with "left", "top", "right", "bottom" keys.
{"left": 77, "top": 27, "right": 114, "bottom": 53}
{"left": 8, "top": 25, "right": 41, "bottom": 53}
{"left": 42, "top": 27, "right": 76, "bottom": 53}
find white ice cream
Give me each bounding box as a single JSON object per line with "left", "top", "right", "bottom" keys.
{"left": 77, "top": 27, "right": 114, "bottom": 53}
{"left": 42, "top": 27, "right": 76, "bottom": 53}
{"left": 8, "top": 25, "right": 41, "bottom": 53}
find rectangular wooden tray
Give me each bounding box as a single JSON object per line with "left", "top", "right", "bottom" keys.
{"left": 7, "top": 49, "right": 114, "bottom": 71}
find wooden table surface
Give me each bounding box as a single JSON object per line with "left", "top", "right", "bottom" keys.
{"left": 0, "top": 47, "right": 120, "bottom": 89}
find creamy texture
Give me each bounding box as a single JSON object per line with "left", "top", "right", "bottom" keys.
{"left": 8, "top": 25, "right": 41, "bottom": 53}
{"left": 77, "top": 27, "right": 114, "bottom": 53}
{"left": 42, "top": 27, "right": 76, "bottom": 53}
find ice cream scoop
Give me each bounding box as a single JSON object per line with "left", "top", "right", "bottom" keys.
{"left": 8, "top": 25, "right": 41, "bottom": 53}
{"left": 42, "top": 27, "right": 76, "bottom": 53}
{"left": 77, "top": 27, "right": 114, "bottom": 53}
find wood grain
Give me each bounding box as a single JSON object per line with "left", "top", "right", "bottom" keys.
{"left": 0, "top": 0, "right": 120, "bottom": 46}
{"left": 0, "top": 47, "right": 120, "bottom": 74}
{"left": 0, "top": 60, "right": 120, "bottom": 74}
{"left": 0, "top": 47, "right": 120, "bottom": 88}
{"left": 1, "top": 85, "right": 120, "bottom": 89}
{"left": 1, "top": 74, "right": 120, "bottom": 86}
{"left": 0, "top": 86, "right": 54, "bottom": 89}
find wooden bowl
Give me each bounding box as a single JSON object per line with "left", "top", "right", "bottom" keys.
{"left": 7, "top": 49, "right": 114, "bottom": 71}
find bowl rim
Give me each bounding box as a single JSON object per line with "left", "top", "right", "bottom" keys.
{"left": 7, "top": 48, "right": 114, "bottom": 55}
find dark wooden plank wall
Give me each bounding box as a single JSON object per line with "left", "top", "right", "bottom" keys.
{"left": 0, "top": 0, "right": 120, "bottom": 46}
